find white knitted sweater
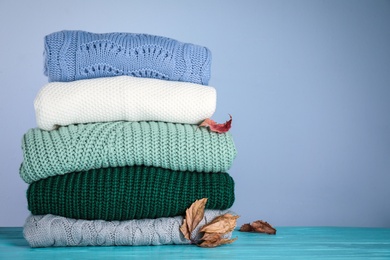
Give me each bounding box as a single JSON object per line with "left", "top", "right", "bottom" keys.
{"left": 35, "top": 76, "right": 216, "bottom": 131}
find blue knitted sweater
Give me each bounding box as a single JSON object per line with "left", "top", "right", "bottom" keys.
{"left": 44, "top": 30, "right": 211, "bottom": 84}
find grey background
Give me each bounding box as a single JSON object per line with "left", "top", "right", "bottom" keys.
{"left": 1, "top": 0, "right": 389, "bottom": 227}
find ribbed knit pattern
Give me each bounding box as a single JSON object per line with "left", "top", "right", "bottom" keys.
{"left": 27, "top": 166, "right": 235, "bottom": 221}
{"left": 20, "top": 121, "right": 237, "bottom": 184}
{"left": 44, "top": 30, "right": 211, "bottom": 85}
{"left": 34, "top": 76, "right": 216, "bottom": 131}
{"left": 24, "top": 210, "right": 232, "bottom": 247}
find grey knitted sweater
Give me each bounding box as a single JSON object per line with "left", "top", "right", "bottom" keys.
{"left": 24, "top": 210, "right": 232, "bottom": 247}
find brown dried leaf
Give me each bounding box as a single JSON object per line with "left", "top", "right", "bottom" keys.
{"left": 200, "top": 213, "right": 239, "bottom": 234}
{"left": 198, "top": 237, "right": 238, "bottom": 248}
{"left": 200, "top": 232, "right": 222, "bottom": 243}
{"left": 252, "top": 220, "right": 277, "bottom": 235}
{"left": 179, "top": 219, "right": 191, "bottom": 240}
{"left": 180, "top": 198, "right": 208, "bottom": 241}
{"left": 239, "top": 220, "right": 276, "bottom": 235}
{"left": 199, "top": 114, "right": 232, "bottom": 133}
{"left": 181, "top": 200, "right": 239, "bottom": 248}
{"left": 239, "top": 223, "right": 254, "bottom": 232}
{"left": 186, "top": 198, "right": 208, "bottom": 232}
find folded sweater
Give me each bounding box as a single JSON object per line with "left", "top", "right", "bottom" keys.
{"left": 35, "top": 76, "right": 216, "bottom": 131}
{"left": 44, "top": 30, "right": 211, "bottom": 84}
{"left": 27, "top": 166, "right": 235, "bottom": 221}
{"left": 24, "top": 210, "right": 232, "bottom": 247}
{"left": 20, "top": 121, "right": 237, "bottom": 184}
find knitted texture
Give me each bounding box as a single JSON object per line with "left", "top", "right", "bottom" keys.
{"left": 27, "top": 166, "right": 235, "bottom": 221}
{"left": 44, "top": 30, "right": 211, "bottom": 85}
{"left": 24, "top": 210, "right": 232, "bottom": 247}
{"left": 35, "top": 76, "right": 216, "bottom": 131}
{"left": 20, "top": 121, "right": 237, "bottom": 184}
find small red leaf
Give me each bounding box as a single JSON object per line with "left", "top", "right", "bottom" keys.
{"left": 199, "top": 115, "right": 232, "bottom": 133}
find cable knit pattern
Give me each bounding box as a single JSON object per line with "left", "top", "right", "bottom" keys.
{"left": 24, "top": 210, "right": 232, "bottom": 247}
{"left": 44, "top": 30, "right": 211, "bottom": 84}
{"left": 27, "top": 166, "right": 235, "bottom": 220}
{"left": 20, "top": 121, "right": 237, "bottom": 184}
{"left": 35, "top": 76, "right": 216, "bottom": 131}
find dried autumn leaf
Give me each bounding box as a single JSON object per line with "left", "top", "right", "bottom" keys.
{"left": 239, "top": 223, "right": 254, "bottom": 232}
{"left": 186, "top": 198, "right": 208, "bottom": 232}
{"left": 197, "top": 213, "right": 239, "bottom": 247}
{"left": 199, "top": 231, "right": 237, "bottom": 248}
{"left": 199, "top": 114, "right": 232, "bottom": 133}
{"left": 180, "top": 198, "right": 208, "bottom": 241}
{"left": 239, "top": 220, "right": 277, "bottom": 235}
{"left": 200, "top": 213, "right": 239, "bottom": 234}
{"left": 198, "top": 237, "right": 238, "bottom": 248}
{"left": 252, "top": 220, "right": 277, "bottom": 235}
{"left": 180, "top": 199, "right": 239, "bottom": 248}
{"left": 200, "top": 232, "right": 222, "bottom": 243}
{"left": 180, "top": 219, "right": 190, "bottom": 240}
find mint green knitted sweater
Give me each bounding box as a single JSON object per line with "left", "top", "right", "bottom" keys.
{"left": 20, "top": 121, "right": 237, "bottom": 183}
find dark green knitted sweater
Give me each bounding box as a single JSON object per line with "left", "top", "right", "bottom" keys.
{"left": 27, "top": 165, "right": 235, "bottom": 221}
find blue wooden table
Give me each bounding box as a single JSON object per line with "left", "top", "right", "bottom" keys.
{"left": 1, "top": 227, "right": 389, "bottom": 259}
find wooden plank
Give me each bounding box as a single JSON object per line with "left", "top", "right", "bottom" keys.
{"left": 1, "top": 227, "right": 389, "bottom": 259}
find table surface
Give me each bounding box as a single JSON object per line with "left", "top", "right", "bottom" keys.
{"left": 1, "top": 227, "right": 390, "bottom": 259}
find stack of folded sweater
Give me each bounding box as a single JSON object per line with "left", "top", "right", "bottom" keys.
{"left": 20, "top": 30, "right": 237, "bottom": 248}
